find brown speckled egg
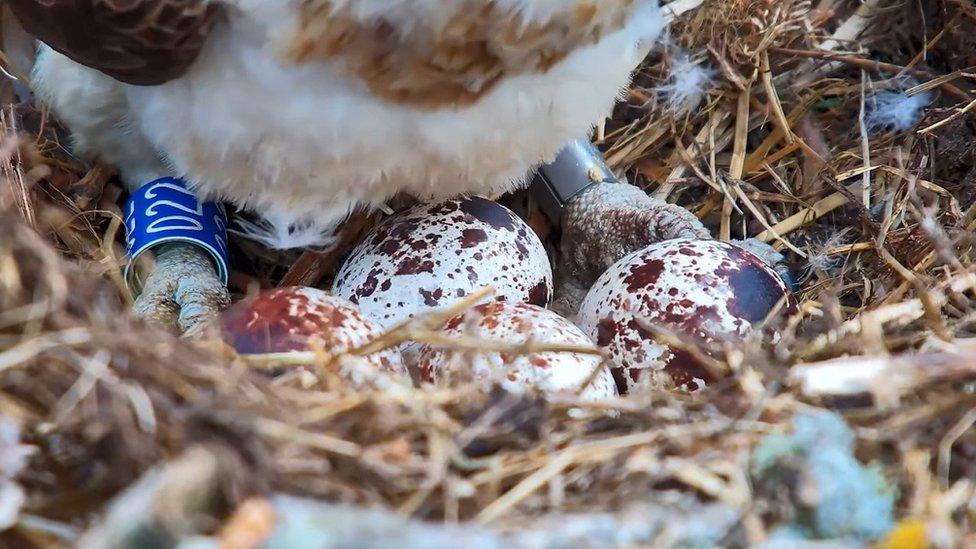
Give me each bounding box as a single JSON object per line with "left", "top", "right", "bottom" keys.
{"left": 333, "top": 197, "right": 553, "bottom": 329}
{"left": 577, "top": 239, "right": 795, "bottom": 393}
{"left": 220, "top": 286, "right": 405, "bottom": 376}
{"left": 418, "top": 302, "right": 617, "bottom": 400}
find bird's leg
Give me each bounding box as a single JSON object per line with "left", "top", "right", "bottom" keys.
{"left": 560, "top": 182, "right": 710, "bottom": 285}
{"left": 124, "top": 184, "right": 232, "bottom": 336}
{"left": 125, "top": 178, "right": 232, "bottom": 336}
{"left": 532, "top": 140, "right": 792, "bottom": 317}
{"left": 133, "top": 243, "right": 231, "bottom": 335}
{"left": 32, "top": 47, "right": 233, "bottom": 335}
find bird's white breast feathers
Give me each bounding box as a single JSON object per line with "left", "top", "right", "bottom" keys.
{"left": 37, "top": 0, "right": 664, "bottom": 249}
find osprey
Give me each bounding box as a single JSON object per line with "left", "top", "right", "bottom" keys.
{"left": 7, "top": 0, "right": 783, "bottom": 332}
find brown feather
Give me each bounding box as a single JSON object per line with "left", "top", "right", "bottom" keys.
{"left": 6, "top": 0, "right": 219, "bottom": 85}
{"left": 285, "top": 0, "right": 635, "bottom": 109}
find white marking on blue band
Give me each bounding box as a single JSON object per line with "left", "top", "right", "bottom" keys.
{"left": 124, "top": 177, "right": 230, "bottom": 295}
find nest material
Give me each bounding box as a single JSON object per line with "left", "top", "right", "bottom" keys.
{"left": 2, "top": 0, "right": 976, "bottom": 545}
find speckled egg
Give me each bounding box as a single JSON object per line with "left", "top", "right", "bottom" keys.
{"left": 333, "top": 197, "right": 553, "bottom": 329}
{"left": 219, "top": 286, "right": 405, "bottom": 376}
{"left": 577, "top": 239, "right": 795, "bottom": 393}
{"left": 418, "top": 302, "right": 617, "bottom": 400}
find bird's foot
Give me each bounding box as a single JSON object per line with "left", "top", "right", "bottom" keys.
{"left": 560, "top": 181, "right": 709, "bottom": 280}
{"left": 552, "top": 181, "right": 709, "bottom": 317}
{"left": 133, "top": 243, "right": 231, "bottom": 336}
{"left": 553, "top": 181, "right": 793, "bottom": 316}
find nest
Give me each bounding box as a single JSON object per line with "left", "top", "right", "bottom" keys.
{"left": 2, "top": 0, "right": 976, "bottom": 546}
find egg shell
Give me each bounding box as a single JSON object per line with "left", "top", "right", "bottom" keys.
{"left": 219, "top": 286, "right": 405, "bottom": 375}
{"left": 418, "top": 302, "right": 617, "bottom": 400}
{"left": 577, "top": 239, "right": 795, "bottom": 393}
{"left": 333, "top": 197, "right": 553, "bottom": 330}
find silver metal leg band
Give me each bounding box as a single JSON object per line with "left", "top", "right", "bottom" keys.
{"left": 530, "top": 139, "right": 618, "bottom": 224}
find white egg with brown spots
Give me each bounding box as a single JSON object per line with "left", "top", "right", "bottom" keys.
{"left": 577, "top": 239, "right": 795, "bottom": 393}
{"left": 333, "top": 197, "right": 553, "bottom": 329}
{"left": 219, "top": 286, "right": 406, "bottom": 378}
{"left": 418, "top": 302, "right": 617, "bottom": 400}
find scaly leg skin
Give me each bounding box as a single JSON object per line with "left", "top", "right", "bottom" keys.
{"left": 553, "top": 181, "right": 792, "bottom": 317}
{"left": 133, "top": 243, "right": 231, "bottom": 336}
{"left": 561, "top": 182, "right": 710, "bottom": 285}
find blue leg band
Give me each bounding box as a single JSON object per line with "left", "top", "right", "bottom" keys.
{"left": 124, "top": 177, "right": 229, "bottom": 294}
